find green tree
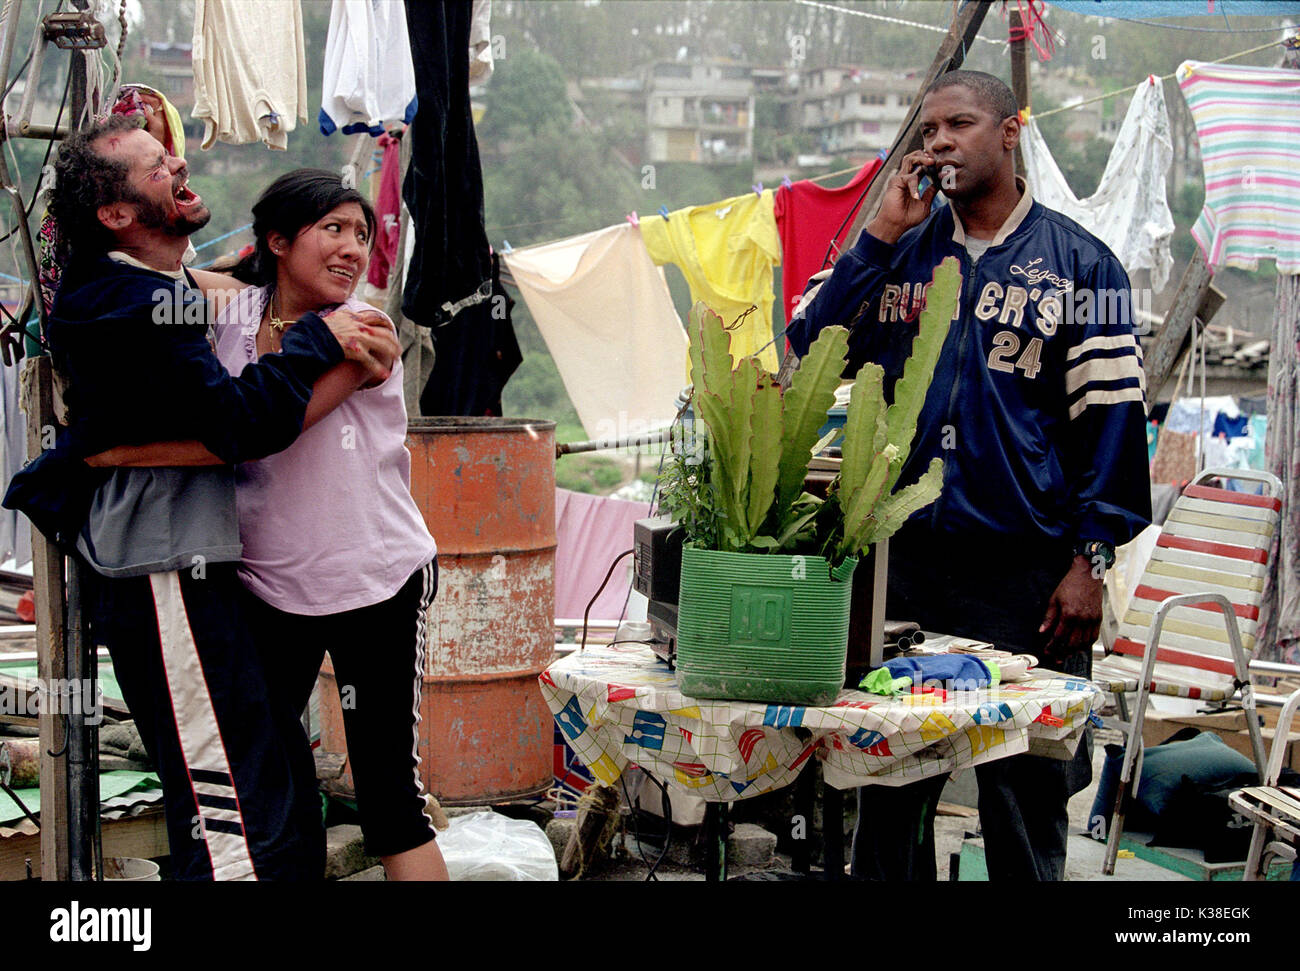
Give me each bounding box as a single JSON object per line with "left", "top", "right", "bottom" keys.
{"left": 479, "top": 48, "right": 571, "bottom": 142}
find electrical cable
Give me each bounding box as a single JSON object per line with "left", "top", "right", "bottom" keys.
{"left": 643, "top": 771, "right": 673, "bottom": 881}
{"left": 793, "top": 0, "right": 1005, "bottom": 45}
{"left": 619, "top": 773, "right": 655, "bottom": 876}
{"left": 579, "top": 548, "right": 634, "bottom": 652}
{"left": 0, "top": 48, "right": 33, "bottom": 102}
{"left": 619, "top": 769, "right": 674, "bottom": 881}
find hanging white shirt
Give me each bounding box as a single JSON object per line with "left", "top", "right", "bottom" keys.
{"left": 191, "top": 0, "right": 308, "bottom": 150}
{"left": 1021, "top": 78, "right": 1176, "bottom": 292}
{"left": 319, "top": 0, "right": 417, "bottom": 136}
{"left": 469, "top": 0, "right": 494, "bottom": 88}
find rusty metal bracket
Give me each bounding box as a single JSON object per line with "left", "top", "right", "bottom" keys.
{"left": 43, "top": 11, "right": 106, "bottom": 50}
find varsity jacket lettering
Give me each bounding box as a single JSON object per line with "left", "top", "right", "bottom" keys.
{"left": 787, "top": 197, "right": 1152, "bottom": 550}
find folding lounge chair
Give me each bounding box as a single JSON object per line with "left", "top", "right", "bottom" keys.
{"left": 1228, "top": 686, "right": 1300, "bottom": 880}
{"left": 1094, "top": 467, "right": 1286, "bottom": 876}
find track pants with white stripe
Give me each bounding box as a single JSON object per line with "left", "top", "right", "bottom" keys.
{"left": 86, "top": 561, "right": 325, "bottom": 880}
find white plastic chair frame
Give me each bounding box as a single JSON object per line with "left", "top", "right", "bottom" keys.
{"left": 1101, "top": 468, "right": 1282, "bottom": 877}
{"left": 1229, "top": 687, "right": 1300, "bottom": 881}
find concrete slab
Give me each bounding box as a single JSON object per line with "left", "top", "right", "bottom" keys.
{"left": 957, "top": 833, "right": 1192, "bottom": 881}
{"left": 325, "top": 824, "right": 379, "bottom": 880}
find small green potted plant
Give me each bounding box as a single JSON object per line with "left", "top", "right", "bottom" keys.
{"left": 658, "top": 257, "right": 961, "bottom": 705}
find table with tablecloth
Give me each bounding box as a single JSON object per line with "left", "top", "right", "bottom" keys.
{"left": 539, "top": 642, "right": 1104, "bottom": 802}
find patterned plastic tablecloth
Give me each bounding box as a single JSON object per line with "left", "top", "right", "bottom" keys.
{"left": 540, "top": 643, "right": 1104, "bottom": 801}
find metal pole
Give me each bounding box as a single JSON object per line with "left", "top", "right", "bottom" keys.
{"left": 12, "top": 122, "right": 72, "bottom": 139}
{"left": 0, "top": 0, "right": 25, "bottom": 110}
{"left": 555, "top": 428, "right": 674, "bottom": 458}
{"left": 65, "top": 557, "right": 96, "bottom": 880}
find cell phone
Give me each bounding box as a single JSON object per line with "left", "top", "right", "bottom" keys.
{"left": 917, "top": 164, "right": 940, "bottom": 196}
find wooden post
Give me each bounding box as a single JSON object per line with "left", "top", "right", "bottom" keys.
{"left": 777, "top": 0, "right": 992, "bottom": 387}
{"left": 1009, "top": 9, "right": 1029, "bottom": 179}
{"left": 1142, "top": 252, "right": 1224, "bottom": 402}
{"left": 840, "top": 1, "right": 992, "bottom": 249}
{"left": 23, "top": 357, "right": 69, "bottom": 881}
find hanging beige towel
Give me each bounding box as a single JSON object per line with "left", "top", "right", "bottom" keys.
{"left": 503, "top": 224, "right": 688, "bottom": 440}
{"left": 192, "top": 0, "right": 308, "bottom": 150}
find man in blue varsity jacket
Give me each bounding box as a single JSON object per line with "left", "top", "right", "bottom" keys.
{"left": 4, "top": 116, "right": 398, "bottom": 880}
{"left": 788, "top": 71, "right": 1151, "bottom": 881}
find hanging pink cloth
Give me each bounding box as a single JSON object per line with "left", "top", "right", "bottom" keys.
{"left": 554, "top": 488, "right": 651, "bottom": 622}
{"left": 367, "top": 130, "right": 404, "bottom": 289}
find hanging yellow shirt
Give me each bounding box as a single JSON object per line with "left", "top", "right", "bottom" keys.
{"left": 639, "top": 189, "right": 781, "bottom": 373}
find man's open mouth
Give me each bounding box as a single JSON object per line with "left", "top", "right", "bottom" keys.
{"left": 174, "top": 181, "right": 201, "bottom": 209}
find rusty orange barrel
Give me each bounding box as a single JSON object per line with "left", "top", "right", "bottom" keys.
{"left": 319, "top": 417, "right": 557, "bottom": 805}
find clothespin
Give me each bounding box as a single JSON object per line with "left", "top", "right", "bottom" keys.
{"left": 1018, "top": 107, "right": 1030, "bottom": 124}
{"left": 1147, "top": 74, "right": 1156, "bottom": 86}
{"left": 877, "top": 148, "right": 888, "bottom": 160}
{"left": 781, "top": 174, "right": 793, "bottom": 189}
{"left": 658, "top": 204, "right": 670, "bottom": 221}
{"left": 752, "top": 181, "right": 763, "bottom": 196}
{"left": 626, "top": 211, "right": 639, "bottom": 227}
{"left": 502, "top": 240, "right": 513, "bottom": 254}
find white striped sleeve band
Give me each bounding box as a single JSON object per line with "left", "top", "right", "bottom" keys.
{"left": 1065, "top": 332, "right": 1146, "bottom": 420}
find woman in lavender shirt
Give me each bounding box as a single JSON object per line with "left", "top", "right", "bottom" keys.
{"left": 217, "top": 171, "right": 446, "bottom": 881}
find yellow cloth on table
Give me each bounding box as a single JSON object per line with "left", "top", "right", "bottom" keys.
{"left": 639, "top": 190, "right": 781, "bottom": 373}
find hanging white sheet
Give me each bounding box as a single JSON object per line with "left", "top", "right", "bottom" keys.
{"left": 1022, "top": 78, "right": 1175, "bottom": 292}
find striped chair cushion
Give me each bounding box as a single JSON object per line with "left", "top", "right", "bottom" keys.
{"left": 1106, "top": 483, "right": 1274, "bottom": 700}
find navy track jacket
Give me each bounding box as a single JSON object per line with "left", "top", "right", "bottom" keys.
{"left": 787, "top": 196, "right": 1152, "bottom": 551}
{"left": 3, "top": 255, "right": 344, "bottom": 546}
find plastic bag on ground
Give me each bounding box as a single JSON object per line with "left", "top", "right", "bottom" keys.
{"left": 439, "top": 811, "right": 558, "bottom": 881}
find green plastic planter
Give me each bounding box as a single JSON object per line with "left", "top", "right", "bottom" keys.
{"left": 675, "top": 547, "right": 858, "bottom": 705}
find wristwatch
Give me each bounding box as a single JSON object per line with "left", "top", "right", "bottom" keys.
{"left": 1075, "top": 540, "right": 1116, "bottom": 571}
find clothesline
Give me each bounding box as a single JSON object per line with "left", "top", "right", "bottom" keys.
{"left": 1031, "top": 33, "right": 1294, "bottom": 119}
{"left": 793, "top": 0, "right": 1006, "bottom": 46}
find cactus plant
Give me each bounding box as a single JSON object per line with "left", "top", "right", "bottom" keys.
{"left": 661, "top": 256, "right": 961, "bottom": 565}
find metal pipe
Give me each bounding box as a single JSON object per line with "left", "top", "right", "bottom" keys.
{"left": 12, "top": 0, "right": 45, "bottom": 131}
{"left": 0, "top": 0, "right": 25, "bottom": 115}
{"left": 555, "top": 428, "right": 674, "bottom": 458}
{"left": 1250, "top": 659, "right": 1300, "bottom": 676}
{"left": 9, "top": 121, "right": 71, "bottom": 139}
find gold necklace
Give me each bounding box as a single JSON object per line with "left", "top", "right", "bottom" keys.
{"left": 268, "top": 292, "right": 291, "bottom": 334}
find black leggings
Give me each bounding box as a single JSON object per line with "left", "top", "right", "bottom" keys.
{"left": 242, "top": 559, "right": 440, "bottom": 858}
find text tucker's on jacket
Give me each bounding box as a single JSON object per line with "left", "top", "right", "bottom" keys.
{"left": 3, "top": 255, "right": 345, "bottom": 545}
{"left": 787, "top": 198, "right": 1152, "bottom": 551}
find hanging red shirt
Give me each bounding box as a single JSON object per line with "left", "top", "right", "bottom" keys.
{"left": 773, "top": 158, "right": 884, "bottom": 325}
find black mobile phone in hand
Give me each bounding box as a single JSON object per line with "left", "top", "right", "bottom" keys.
{"left": 917, "top": 163, "right": 941, "bottom": 196}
